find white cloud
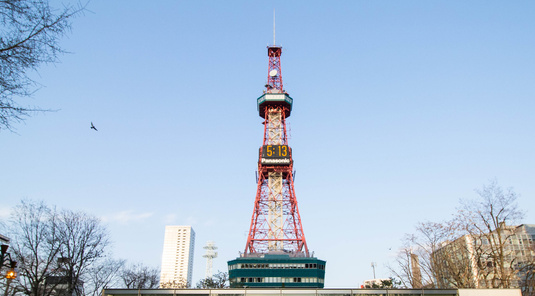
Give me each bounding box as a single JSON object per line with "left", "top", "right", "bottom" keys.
{"left": 185, "top": 216, "right": 198, "bottom": 226}
{"left": 203, "top": 219, "right": 215, "bottom": 226}
{"left": 161, "top": 214, "right": 201, "bottom": 227}
{"left": 163, "top": 214, "right": 177, "bottom": 224}
{"left": 102, "top": 210, "right": 154, "bottom": 225}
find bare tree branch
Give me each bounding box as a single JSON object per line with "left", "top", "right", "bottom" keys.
{"left": 390, "top": 180, "right": 533, "bottom": 294}
{"left": 0, "top": 0, "right": 86, "bottom": 131}
{"left": 120, "top": 263, "right": 160, "bottom": 289}
{"left": 84, "top": 258, "right": 126, "bottom": 296}
{"left": 195, "top": 271, "right": 228, "bottom": 289}
{"left": 7, "top": 200, "right": 63, "bottom": 296}
{"left": 6, "top": 200, "right": 113, "bottom": 296}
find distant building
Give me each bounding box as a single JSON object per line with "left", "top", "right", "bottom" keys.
{"left": 44, "top": 257, "right": 84, "bottom": 296}
{"left": 45, "top": 276, "right": 83, "bottom": 296}
{"left": 159, "top": 226, "right": 195, "bottom": 287}
{"left": 432, "top": 224, "right": 535, "bottom": 295}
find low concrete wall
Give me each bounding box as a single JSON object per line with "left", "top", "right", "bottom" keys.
{"left": 458, "top": 289, "right": 522, "bottom": 296}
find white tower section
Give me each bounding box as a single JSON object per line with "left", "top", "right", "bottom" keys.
{"left": 266, "top": 109, "right": 284, "bottom": 251}
{"left": 160, "top": 226, "right": 195, "bottom": 287}
{"left": 202, "top": 241, "right": 218, "bottom": 278}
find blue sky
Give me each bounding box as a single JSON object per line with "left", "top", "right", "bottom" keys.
{"left": 1, "top": 0, "right": 535, "bottom": 288}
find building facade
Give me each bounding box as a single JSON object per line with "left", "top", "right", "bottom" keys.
{"left": 228, "top": 253, "right": 326, "bottom": 288}
{"left": 160, "top": 226, "right": 195, "bottom": 287}
{"left": 432, "top": 224, "right": 535, "bottom": 295}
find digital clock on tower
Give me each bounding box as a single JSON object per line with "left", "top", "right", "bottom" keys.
{"left": 260, "top": 145, "right": 291, "bottom": 165}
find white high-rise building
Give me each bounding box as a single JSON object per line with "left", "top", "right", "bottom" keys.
{"left": 160, "top": 226, "right": 195, "bottom": 287}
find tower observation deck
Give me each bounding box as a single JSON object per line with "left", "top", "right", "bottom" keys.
{"left": 228, "top": 44, "right": 326, "bottom": 288}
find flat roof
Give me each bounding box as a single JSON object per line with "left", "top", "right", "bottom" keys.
{"left": 102, "top": 288, "right": 521, "bottom": 296}
{"left": 0, "top": 234, "right": 10, "bottom": 244}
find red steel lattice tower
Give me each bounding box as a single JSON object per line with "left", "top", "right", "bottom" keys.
{"left": 245, "top": 45, "right": 309, "bottom": 256}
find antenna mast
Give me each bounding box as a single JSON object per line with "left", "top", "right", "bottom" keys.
{"left": 202, "top": 241, "right": 218, "bottom": 278}
{"left": 273, "top": 9, "right": 276, "bottom": 45}
{"left": 265, "top": 10, "right": 283, "bottom": 94}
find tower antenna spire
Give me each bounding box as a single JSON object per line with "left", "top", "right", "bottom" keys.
{"left": 273, "top": 9, "right": 276, "bottom": 46}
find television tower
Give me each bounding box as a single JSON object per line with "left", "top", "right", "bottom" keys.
{"left": 244, "top": 43, "right": 308, "bottom": 256}
{"left": 228, "top": 28, "right": 325, "bottom": 288}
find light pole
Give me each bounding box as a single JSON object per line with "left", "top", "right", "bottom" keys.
{"left": 1, "top": 245, "right": 18, "bottom": 296}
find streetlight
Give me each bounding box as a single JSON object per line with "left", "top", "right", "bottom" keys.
{"left": 1, "top": 244, "right": 18, "bottom": 296}
{"left": 5, "top": 261, "right": 17, "bottom": 279}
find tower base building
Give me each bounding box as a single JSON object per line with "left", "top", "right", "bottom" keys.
{"left": 228, "top": 253, "right": 325, "bottom": 288}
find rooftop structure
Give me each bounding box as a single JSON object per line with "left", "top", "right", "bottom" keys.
{"left": 203, "top": 241, "right": 218, "bottom": 278}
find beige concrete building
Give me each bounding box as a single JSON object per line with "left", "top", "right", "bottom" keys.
{"left": 432, "top": 224, "right": 535, "bottom": 295}
{"left": 160, "top": 226, "right": 195, "bottom": 287}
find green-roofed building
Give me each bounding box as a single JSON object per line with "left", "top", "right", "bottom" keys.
{"left": 228, "top": 253, "right": 326, "bottom": 288}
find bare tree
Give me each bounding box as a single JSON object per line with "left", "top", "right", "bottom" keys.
{"left": 362, "top": 278, "right": 396, "bottom": 289}
{"left": 519, "top": 245, "right": 535, "bottom": 296}
{"left": 430, "top": 233, "right": 477, "bottom": 288}
{"left": 0, "top": 0, "right": 84, "bottom": 131}
{"left": 389, "top": 221, "right": 464, "bottom": 289}
{"left": 6, "top": 200, "right": 113, "bottom": 296}
{"left": 160, "top": 277, "right": 188, "bottom": 289}
{"left": 120, "top": 263, "right": 160, "bottom": 289}
{"left": 55, "top": 209, "right": 110, "bottom": 296}
{"left": 83, "top": 258, "right": 125, "bottom": 296}
{"left": 413, "top": 219, "right": 477, "bottom": 289}
{"left": 195, "top": 271, "right": 228, "bottom": 289}
{"left": 459, "top": 180, "right": 525, "bottom": 288}
{"left": 388, "top": 241, "right": 417, "bottom": 288}
{"left": 7, "top": 200, "right": 63, "bottom": 296}
{"left": 390, "top": 180, "right": 531, "bottom": 292}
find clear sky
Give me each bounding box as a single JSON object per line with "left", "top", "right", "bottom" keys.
{"left": 1, "top": 0, "right": 535, "bottom": 288}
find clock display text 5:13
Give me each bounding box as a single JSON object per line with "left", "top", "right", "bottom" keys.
{"left": 262, "top": 145, "right": 290, "bottom": 158}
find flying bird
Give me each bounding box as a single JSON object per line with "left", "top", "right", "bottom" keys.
{"left": 90, "top": 122, "right": 98, "bottom": 131}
